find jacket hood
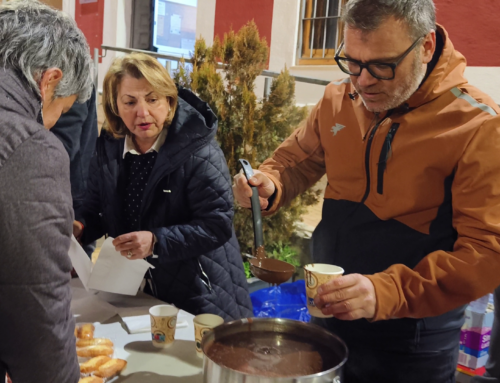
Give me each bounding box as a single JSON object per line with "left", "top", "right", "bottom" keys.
{"left": 406, "top": 24, "right": 468, "bottom": 108}
{"left": 160, "top": 86, "right": 218, "bottom": 160}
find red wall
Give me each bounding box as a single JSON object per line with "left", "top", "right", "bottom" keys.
{"left": 435, "top": 0, "right": 500, "bottom": 66}
{"left": 214, "top": 0, "right": 274, "bottom": 51}
{"left": 74, "top": 0, "right": 105, "bottom": 61}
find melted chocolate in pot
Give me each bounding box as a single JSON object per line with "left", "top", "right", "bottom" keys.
{"left": 205, "top": 331, "right": 342, "bottom": 377}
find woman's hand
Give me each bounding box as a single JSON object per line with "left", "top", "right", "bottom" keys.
{"left": 113, "top": 231, "right": 155, "bottom": 260}
{"left": 73, "top": 220, "right": 84, "bottom": 241}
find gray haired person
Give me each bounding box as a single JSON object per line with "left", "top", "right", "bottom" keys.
{"left": 0, "top": 1, "right": 92, "bottom": 382}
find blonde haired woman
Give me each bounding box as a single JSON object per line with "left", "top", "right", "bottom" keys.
{"left": 74, "top": 53, "right": 252, "bottom": 320}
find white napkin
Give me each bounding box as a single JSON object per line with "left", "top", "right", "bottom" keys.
{"left": 68, "top": 236, "right": 154, "bottom": 296}
{"left": 121, "top": 314, "right": 188, "bottom": 334}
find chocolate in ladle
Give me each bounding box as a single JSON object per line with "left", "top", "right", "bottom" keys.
{"left": 249, "top": 258, "right": 295, "bottom": 285}
{"left": 255, "top": 245, "right": 266, "bottom": 259}
{"left": 239, "top": 159, "right": 295, "bottom": 285}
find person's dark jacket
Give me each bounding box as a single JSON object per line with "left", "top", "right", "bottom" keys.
{"left": 77, "top": 87, "right": 253, "bottom": 320}
{"left": 0, "top": 69, "right": 79, "bottom": 382}
{"left": 51, "top": 87, "right": 98, "bottom": 212}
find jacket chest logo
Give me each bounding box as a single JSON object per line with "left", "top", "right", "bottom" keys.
{"left": 331, "top": 123, "right": 346, "bottom": 136}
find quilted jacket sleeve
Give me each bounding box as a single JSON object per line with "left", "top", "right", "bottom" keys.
{"left": 151, "top": 140, "right": 234, "bottom": 263}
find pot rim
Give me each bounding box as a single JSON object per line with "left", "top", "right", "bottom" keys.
{"left": 201, "top": 317, "right": 348, "bottom": 380}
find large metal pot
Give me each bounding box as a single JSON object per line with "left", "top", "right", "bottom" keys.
{"left": 202, "top": 318, "right": 348, "bottom": 383}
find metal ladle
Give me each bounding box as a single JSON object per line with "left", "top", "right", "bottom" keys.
{"left": 239, "top": 159, "right": 295, "bottom": 285}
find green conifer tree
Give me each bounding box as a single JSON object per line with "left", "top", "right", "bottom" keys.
{"left": 174, "top": 21, "right": 320, "bottom": 258}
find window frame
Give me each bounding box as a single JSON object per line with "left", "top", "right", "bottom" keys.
{"left": 297, "top": 0, "right": 347, "bottom": 66}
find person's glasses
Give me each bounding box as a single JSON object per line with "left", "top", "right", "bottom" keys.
{"left": 334, "top": 37, "right": 424, "bottom": 80}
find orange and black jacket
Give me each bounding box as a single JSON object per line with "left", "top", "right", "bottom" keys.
{"left": 260, "top": 26, "right": 500, "bottom": 335}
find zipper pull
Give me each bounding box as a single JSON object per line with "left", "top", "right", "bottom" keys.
{"left": 383, "top": 126, "right": 398, "bottom": 163}
{"left": 384, "top": 124, "right": 399, "bottom": 162}
{"left": 198, "top": 260, "right": 213, "bottom": 293}
{"left": 377, "top": 123, "right": 399, "bottom": 169}
{"left": 383, "top": 133, "right": 393, "bottom": 164}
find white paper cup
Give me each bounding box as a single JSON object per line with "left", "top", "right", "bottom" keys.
{"left": 193, "top": 314, "right": 224, "bottom": 358}
{"left": 304, "top": 264, "right": 344, "bottom": 318}
{"left": 149, "top": 305, "right": 179, "bottom": 348}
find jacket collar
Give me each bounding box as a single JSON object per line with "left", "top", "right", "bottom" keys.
{"left": 0, "top": 68, "right": 44, "bottom": 167}
{"left": 0, "top": 68, "right": 42, "bottom": 122}
{"left": 123, "top": 128, "right": 168, "bottom": 158}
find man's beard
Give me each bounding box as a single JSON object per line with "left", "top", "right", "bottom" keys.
{"left": 355, "top": 53, "right": 427, "bottom": 113}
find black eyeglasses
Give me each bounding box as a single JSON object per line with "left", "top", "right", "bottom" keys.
{"left": 334, "top": 36, "right": 424, "bottom": 80}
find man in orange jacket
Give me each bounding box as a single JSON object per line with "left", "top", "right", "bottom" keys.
{"left": 234, "top": 0, "right": 500, "bottom": 382}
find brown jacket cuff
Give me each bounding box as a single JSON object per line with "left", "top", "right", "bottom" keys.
{"left": 261, "top": 172, "right": 283, "bottom": 216}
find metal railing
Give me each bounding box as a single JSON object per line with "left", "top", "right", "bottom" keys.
{"left": 95, "top": 45, "right": 331, "bottom": 98}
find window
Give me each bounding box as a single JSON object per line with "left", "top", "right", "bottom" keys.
{"left": 153, "top": 0, "right": 197, "bottom": 56}
{"left": 298, "top": 0, "right": 347, "bottom": 65}
{"left": 152, "top": 0, "right": 197, "bottom": 74}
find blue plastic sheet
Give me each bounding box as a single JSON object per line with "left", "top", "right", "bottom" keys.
{"left": 250, "top": 280, "right": 311, "bottom": 322}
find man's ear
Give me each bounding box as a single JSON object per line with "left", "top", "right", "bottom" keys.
{"left": 421, "top": 30, "right": 436, "bottom": 65}
{"left": 39, "top": 68, "right": 63, "bottom": 101}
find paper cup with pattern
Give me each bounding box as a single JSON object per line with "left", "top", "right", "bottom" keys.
{"left": 193, "top": 314, "right": 224, "bottom": 358}
{"left": 149, "top": 305, "right": 179, "bottom": 348}
{"left": 304, "top": 264, "right": 344, "bottom": 318}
